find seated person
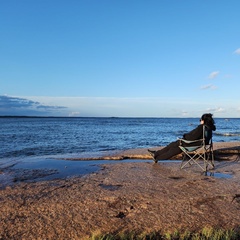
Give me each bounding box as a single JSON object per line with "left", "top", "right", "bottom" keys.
{"left": 148, "top": 113, "right": 216, "bottom": 163}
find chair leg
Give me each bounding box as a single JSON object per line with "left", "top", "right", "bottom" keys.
{"left": 180, "top": 153, "right": 193, "bottom": 169}
{"left": 180, "top": 153, "right": 187, "bottom": 169}
{"left": 181, "top": 153, "right": 206, "bottom": 171}
{"left": 211, "top": 151, "right": 215, "bottom": 168}
{"left": 207, "top": 150, "right": 215, "bottom": 169}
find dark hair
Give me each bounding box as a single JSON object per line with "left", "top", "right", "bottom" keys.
{"left": 201, "top": 113, "right": 216, "bottom": 131}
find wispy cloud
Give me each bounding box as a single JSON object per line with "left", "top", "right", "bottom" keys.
{"left": 69, "top": 111, "right": 81, "bottom": 117}
{"left": 0, "top": 95, "right": 67, "bottom": 116}
{"left": 233, "top": 48, "right": 240, "bottom": 55}
{"left": 200, "top": 84, "right": 217, "bottom": 90}
{"left": 206, "top": 107, "right": 225, "bottom": 113}
{"left": 208, "top": 71, "right": 220, "bottom": 79}
{"left": 180, "top": 111, "right": 189, "bottom": 116}
{"left": 206, "top": 107, "right": 226, "bottom": 115}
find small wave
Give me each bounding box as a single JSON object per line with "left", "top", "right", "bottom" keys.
{"left": 215, "top": 132, "right": 240, "bottom": 137}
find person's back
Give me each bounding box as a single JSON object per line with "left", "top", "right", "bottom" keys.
{"left": 204, "top": 125, "right": 212, "bottom": 145}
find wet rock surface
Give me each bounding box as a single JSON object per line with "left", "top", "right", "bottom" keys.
{"left": 0, "top": 159, "right": 240, "bottom": 239}
{"left": 0, "top": 142, "right": 240, "bottom": 239}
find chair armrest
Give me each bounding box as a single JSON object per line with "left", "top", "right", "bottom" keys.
{"left": 179, "top": 138, "right": 204, "bottom": 145}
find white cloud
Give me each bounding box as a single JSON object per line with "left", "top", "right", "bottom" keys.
{"left": 181, "top": 111, "right": 189, "bottom": 116}
{"left": 208, "top": 71, "right": 220, "bottom": 79}
{"left": 200, "top": 84, "right": 217, "bottom": 90}
{"left": 233, "top": 48, "right": 240, "bottom": 55}
{"left": 206, "top": 107, "right": 225, "bottom": 113}
{"left": 69, "top": 111, "right": 80, "bottom": 117}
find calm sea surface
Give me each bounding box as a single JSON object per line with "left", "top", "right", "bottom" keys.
{"left": 1, "top": 117, "right": 240, "bottom": 162}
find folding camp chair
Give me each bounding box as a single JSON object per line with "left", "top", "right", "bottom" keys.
{"left": 179, "top": 125, "right": 214, "bottom": 171}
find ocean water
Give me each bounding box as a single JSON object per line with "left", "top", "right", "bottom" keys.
{"left": 1, "top": 117, "right": 240, "bottom": 161}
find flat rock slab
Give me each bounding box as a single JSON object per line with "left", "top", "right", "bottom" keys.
{"left": 0, "top": 159, "right": 240, "bottom": 239}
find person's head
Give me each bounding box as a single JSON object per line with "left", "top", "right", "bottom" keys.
{"left": 200, "top": 113, "right": 216, "bottom": 130}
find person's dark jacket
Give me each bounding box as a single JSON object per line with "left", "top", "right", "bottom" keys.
{"left": 183, "top": 125, "right": 204, "bottom": 141}
{"left": 183, "top": 124, "right": 216, "bottom": 145}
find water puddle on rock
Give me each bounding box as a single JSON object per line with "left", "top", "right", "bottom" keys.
{"left": 204, "top": 171, "right": 232, "bottom": 178}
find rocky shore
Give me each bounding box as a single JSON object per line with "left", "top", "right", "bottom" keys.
{"left": 0, "top": 142, "right": 240, "bottom": 239}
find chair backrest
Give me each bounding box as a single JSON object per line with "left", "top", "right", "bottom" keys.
{"left": 203, "top": 125, "right": 212, "bottom": 145}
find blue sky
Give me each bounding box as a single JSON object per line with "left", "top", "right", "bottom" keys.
{"left": 0, "top": 0, "right": 240, "bottom": 117}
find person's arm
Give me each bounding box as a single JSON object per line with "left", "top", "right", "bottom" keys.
{"left": 183, "top": 125, "right": 203, "bottom": 141}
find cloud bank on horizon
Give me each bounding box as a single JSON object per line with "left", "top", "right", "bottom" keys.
{"left": 0, "top": 95, "right": 67, "bottom": 116}
{"left": 1, "top": 93, "right": 239, "bottom": 118}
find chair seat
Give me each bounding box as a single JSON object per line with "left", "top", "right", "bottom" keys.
{"left": 179, "top": 145, "right": 202, "bottom": 152}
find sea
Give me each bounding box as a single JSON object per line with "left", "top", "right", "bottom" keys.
{"left": 1, "top": 117, "right": 240, "bottom": 161}
{"left": 0, "top": 117, "right": 239, "bottom": 185}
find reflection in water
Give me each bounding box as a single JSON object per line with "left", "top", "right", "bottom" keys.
{"left": 204, "top": 171, "right": 232, "bottom": 178}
